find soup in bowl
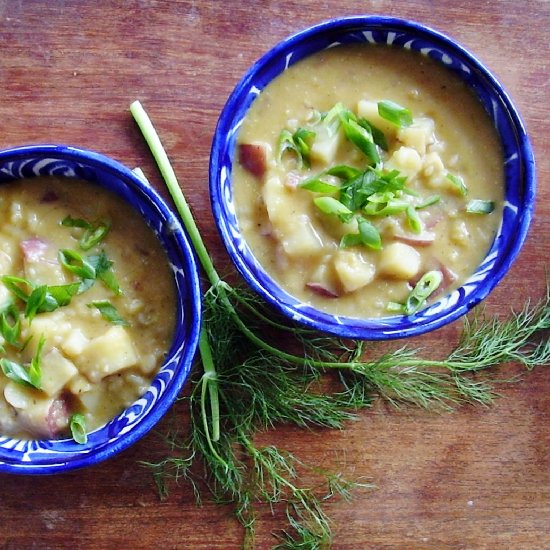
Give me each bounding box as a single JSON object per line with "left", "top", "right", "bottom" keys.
{"left": 0, "top": 144, "right": 201, "bottom": 474}
{"left": 209, "top": 16, "right": 535, "bottom": 340}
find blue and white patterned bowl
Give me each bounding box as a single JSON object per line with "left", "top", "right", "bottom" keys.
{"left": 209, "top": 16, "right": 536, "bottom": 340}
{"left": 0, "top": 144, "right": 201, "bottom": 474}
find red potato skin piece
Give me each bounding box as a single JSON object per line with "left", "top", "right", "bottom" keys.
{"left": 46, "top": 397, "right": 70, "bottom": 439}
{"left": 306, "top": 282, "right": 339, "bottom": 298}
{"left": 239, "top": 143, "right": 267, "bottom": 180}
{"left": 393, "top": 233, "right": 435, "bottom": 247}
{"left": 20, "top": 237, "right": 50, "bottom": 262}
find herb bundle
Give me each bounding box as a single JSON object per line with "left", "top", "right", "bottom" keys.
{"left": 130, "top": 101, "right": 549, "bottom": 549}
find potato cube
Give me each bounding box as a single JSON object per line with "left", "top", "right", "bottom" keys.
{"left": 450, "top": 219, "right": 470, "bottom": 246}
{"left": 263, "top": 176, "right": 325, "bottom": 257}
{"left": 387, "top": 146, "right": 422, "bottom": 178}
{"left": 40, "top": 347, "right": 78, "bottom": 397}
{"left": 61, "top": 328, "right": 90, "bottom": 358}
{"left": 422, "top": 151, "right": 446, "bottom": 188}
{"left": 379, "top": 242, "right": 421, "bottom": 280}
{"left": 333, "top": 251, "right": 376, "bottom": 293}
{"left": 77, "top": 326, "right": 139, "bottom": 382}
{"left": 24, "top": 312, "right": 72, "bottom": 357}
{"left": 310, "top": 127, "right": 343, "bottom": 165}
{"left": 397, "top": 117, "right": 434, "bottom": 155}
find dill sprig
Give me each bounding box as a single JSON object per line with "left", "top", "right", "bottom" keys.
{"left": 130, "top": 101, "right": 549, "bottom": 549}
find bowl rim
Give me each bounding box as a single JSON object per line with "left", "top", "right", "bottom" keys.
{"left": 209, "top": 15, "right": 536, "bottom": 340}
{"left": 0, "top": 143, "right": 202, "bottom": 474}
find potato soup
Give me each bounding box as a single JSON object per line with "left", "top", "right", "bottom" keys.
{"left": 233, "top": 45, "right": 503, "bottom": 318}
{"left": 0, "top": 177, "right": 176, "bottom": 440}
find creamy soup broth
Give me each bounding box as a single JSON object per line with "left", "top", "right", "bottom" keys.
{"left": 0, "top": 177, "right": 176, "bottom": 439}
{"left": 233, "top": 45, "right": 503, "bottom": 317}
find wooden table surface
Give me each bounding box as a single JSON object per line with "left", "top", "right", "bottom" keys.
{"left": 0, "top": 1, "right": 548, "bottom": 548}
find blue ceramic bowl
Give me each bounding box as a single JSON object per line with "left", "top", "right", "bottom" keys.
{"left": 0, "top": 144, "right": 201, "bottom": 474}
{"left": 209, "top": 16, "right": 535, "bottom": 340}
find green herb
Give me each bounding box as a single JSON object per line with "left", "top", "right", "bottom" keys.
{"left": 0, "top": 334, "right": 45, "bottom": 389}
{"left": 1, "top": 277, "right": 80, "bottom": 321}
{"left": 446, "top": 172, "right": 468, "bottom": 196}
{"left": 377, "top": 99, "right": 413, "bottom": 127}
{"left": 69, "top": 413, "right": 87, "bottom": 444}
{"left": 298, "top": 178, "right": 340, "bottom": 194}
{"left": 58, "top": 249, "right": 96, "bottom": 280}
{"left": 131, "top": 100, "right": 550, "bottom": 549}
{"left": 466, "top": 199, "right": 495, "bottom": 214}
{"left": 313, "top": 196, "right": 352, "bottom": 221}
{"left": 404, "top": 270, "right": 443, "bottom": 315}
{"left": 340, "top": 217, "right": 382, "bottom": 250}
{"left": 62, "top": 216, "right": 111, "bottom": 250}
{"left": 87, "top": 250, "right": 122, "bottom": 295}
{"left": 0, "top": 304, "right": 22, "bottom": 347}
{"left": 0, "top": 276, "right": 34, "bottom": 302}
{"left": 416, "top": 195, "right": 441, "bottom": 209}
{"left": 278, "top": 127, "right": 316, "bottom": 168}
{"left": 338, "top": 108, "right": 380, "bottom": 164}
{"left": 406, "top": 204, "right": 423, "bottom": 234}
{"left": 87, "top": 300, "right": 129, "bottom": 326}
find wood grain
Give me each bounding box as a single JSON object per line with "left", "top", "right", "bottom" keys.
{"left": 0, "top": 1, "right": 548, "bottom": 548}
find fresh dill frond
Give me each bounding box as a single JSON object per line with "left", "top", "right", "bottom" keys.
{"left": 131, "top": 101, "right": 550, "bottom": 550}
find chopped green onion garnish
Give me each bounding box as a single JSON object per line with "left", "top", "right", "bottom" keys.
{"left": 404, "top": 270, "right": 443, "bottom": 315}
{"left": 415, "top": 195, "right": 441, "bottom": 209}
{"left": 62, "top": 216, "right": 111, "bottom": 250}
{"left": 313, "top": 196, "right": 353, "bottom": 222}
{"left": 358, "top": 118, "right": 388, "bottom": 151}
{"left": 79, "top": 222, "right": 110, "bottom": 250}
{"left": 61, "top": 216, "right": 92, "bottom": 230}
{"left": 58, "top": 249, "right": 96, "bottom": 280}
{"left": 0, "top": 276, "right": 33, "bottom": 302}
{"left": 87, "top": 300, "right": 129, "bottom": 326}
{"left": 299, "top": 178, "right": 340, "bottom": 194}
{"left": 340, "top": 217, "right": 382, "bottom": 250}
{"left": 377, "top": 100, "right": 413, "bottom": 128}
{"left": 70, "top": 413, "right": 87, "bottom": 444}
{"left": 25, "top": 285, "right": 48, "bottom": 322}
{"left": 0, "top": 334, "right": 45, "bottom": 389}
{"left": 466, "top": 199, "right": 495, "bottom": 214}
{"left": 87, "top": 250, "right": 122, "bottom": 295}
{"left": 339, "top": 110, "right": 380, "bottom": 164}
{"left": 0, "top": 304, "right": 22, "bottom": 347}
{"left": 278, "top": 127, "right": 316, "bottom": 168}
{"left": 406, "top": 205, "right": 423, "bottom": 234}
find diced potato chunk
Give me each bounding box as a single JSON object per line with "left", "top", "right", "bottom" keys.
{"left": 310, "top": 126, "right": 343, "bottom": 165}
{"left": 333, "top": 251, "right": 376, "bottom": 293}
{"left": 77, "top": 326, "right": 139, "bottom": 382}
{"left": 450, "top": 219, "right": 470, "bottom": 246}
{"left": 397, "top": 117, "right": 434, "bottom": 155}
{"left": 61, "top": 328, "right": 90, "bottom": 358}
{"left": 40, "top": 347, "right": 78, "bottom": 397}
{"left": 24, "top": 312, "right": 72, "bottom": 357}
{"left": 422, "top": 151, "right": 446, "bottom": 188}
{"left": 379, "top": 242, "right": 421, "bottom": 280}
{"left": 263, "top": 175, "right": 325, "bottom": 257}
{"left": 68, "top": 375, "right": 93, "bottom": 396}
{"left": 4, "top": 382, "right": 68, "bottom": 438}
{"left": 387, "top": 146, "right": 422, "bottom": 178}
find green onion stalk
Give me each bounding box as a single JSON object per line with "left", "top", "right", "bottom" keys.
{"left": 130, "top": 99, "right": 550, "bottom": 450}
